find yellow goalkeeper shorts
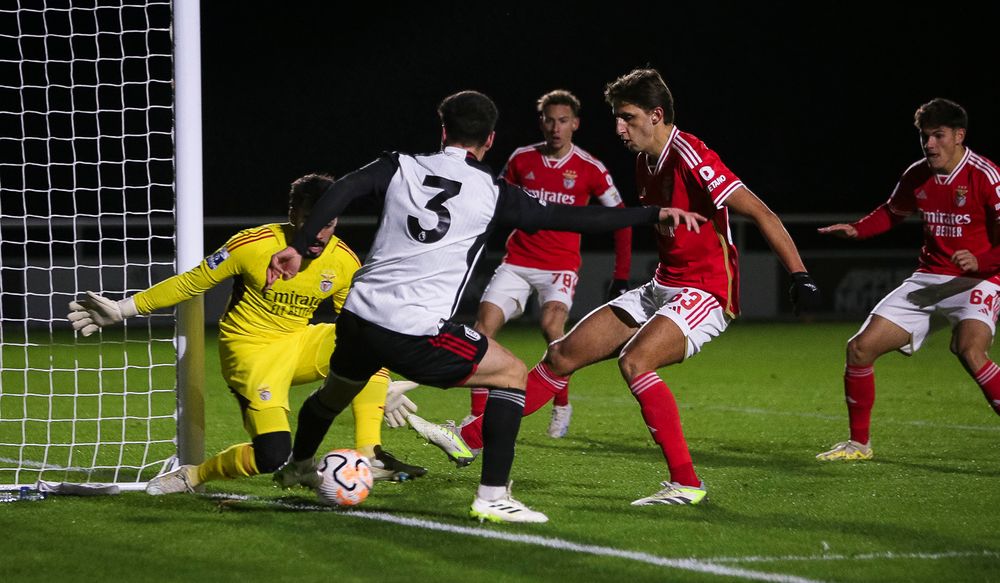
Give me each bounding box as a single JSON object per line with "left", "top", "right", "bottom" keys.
{"left": 219, "top": 323, "right": 338, "bottom": 414}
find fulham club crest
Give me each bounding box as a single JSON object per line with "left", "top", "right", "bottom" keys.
{"left": 562, "top": 170, "right": 577, "bottom": 189}
{"left": 955, "top": 186, "right": 968, "bottom": 207}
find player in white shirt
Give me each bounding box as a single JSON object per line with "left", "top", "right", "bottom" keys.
{"left": 266, "top": 90, "right": 705, "bottom": 523}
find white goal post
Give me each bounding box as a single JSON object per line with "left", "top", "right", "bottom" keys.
{"left": 0, "top": 0, "right": 204, "bottom": 490}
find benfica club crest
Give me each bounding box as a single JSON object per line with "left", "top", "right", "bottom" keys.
{"left": 319, "top": 272, "right": 335, "bottom": 293}
{"left": 955, "top": 186, "right": 968, "bottom": 207}
{"left": 562, "top": 170, "right": 577, "bottom": 189}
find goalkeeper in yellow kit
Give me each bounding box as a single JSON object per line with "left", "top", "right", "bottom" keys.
{"left": 67, "top": 174, "right": 425, "bottom": 494}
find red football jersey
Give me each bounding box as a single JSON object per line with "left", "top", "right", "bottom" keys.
{"left": 636, "top": 127, "right": 744, "bottom": 316}
{"left": 502, "top": 143, "right": 629, "bottom": 275}
{"left": 885, "top": 148, "right": 1000, "bottom": 282}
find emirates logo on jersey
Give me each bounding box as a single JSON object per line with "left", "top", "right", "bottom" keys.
{"left": 319, "top": 271, "right": 335, "bottom": 293}
{"left": 562, "top": 170, "right": 577, "bottom": 189}
{"left": 955, "top": 186, "right": 968, "bottom": 207}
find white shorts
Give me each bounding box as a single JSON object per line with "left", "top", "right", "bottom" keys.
{"left": 480, "top": 263, "right": 579, "bottom": 322}
{"left": 864, "top": 272, "right": 1000, "bottom": 355}
{"left": 608, "top": 280, "right": 730, "bottom": 360}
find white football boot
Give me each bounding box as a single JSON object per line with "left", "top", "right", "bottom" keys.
{"left": 631, "top": 481, "right": 707, "bottom": 506}
{"left": 547, "top": 404, "right": 573, "bottom": 438}
{"left": 408, "top": 413, "right": 478, "bottom": 467}
{"left": 146, "top": 464, "right": 198, "bottom": 495}
{"left": 470, "top": 482, "right": 548, "bottom": 523}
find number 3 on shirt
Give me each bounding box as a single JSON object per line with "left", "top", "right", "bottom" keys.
{"left": 407, "top": 175, "right": 462, "bottom": 244}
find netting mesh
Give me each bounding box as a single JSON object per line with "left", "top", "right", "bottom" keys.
{"left": 0, "top": 1, "right": 177, "bottom": 487}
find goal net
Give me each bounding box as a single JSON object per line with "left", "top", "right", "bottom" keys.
{"left": 0, "top": 1, "right": 183, "bottom": 489}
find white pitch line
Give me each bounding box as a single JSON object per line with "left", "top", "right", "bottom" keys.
{"left": 206, "top": 493, "right": 821, "bottom": 583}
{"left": 696, "top": 405, "right": 1000, "bottom": 433}
{"left": 705, "top": 550, "right": 1000, "bottom": 563}
{"left": 0, "top": 456, "right": 93, "bottom": 472}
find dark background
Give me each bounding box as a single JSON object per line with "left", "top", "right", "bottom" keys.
{"left": 200, "top": 3, "right": 1000, "bottom": 231}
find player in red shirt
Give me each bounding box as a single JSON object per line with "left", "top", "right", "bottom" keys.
{"left": 456, "top": 68, "right": 820, "bottom": 505}
{"left": 816, "top": 98, "right": 1000, "bottom": 462}
{"left": 470, "top": 89, "right": 632, "bottom": 438}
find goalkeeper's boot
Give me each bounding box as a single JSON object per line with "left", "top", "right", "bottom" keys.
{"left": 407, "top": 413, "right": 478, "bottom": 467}
{"left": 146, "top": 464, "right": 198, "bottom": 495}
{"left": 272, "top": 456, "right": 322, "bottom": 489}
{"left": 470, "top": 481, "right": 548, "bottom": 524}
{"left": 816, "top": 440, "right": 873, "bottom": 461}
{"left": 547, "top": 403, "right": 573, "bottom": 439}
{"left": 371, "top": 445, "right": 428, "bottom": 482}
{"left": 631, "top": 481, "right": 707, "bottom": 506}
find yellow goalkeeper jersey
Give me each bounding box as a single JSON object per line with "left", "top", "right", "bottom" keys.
{"left": 132, "top": 223, "right": 360, "bottom": 339}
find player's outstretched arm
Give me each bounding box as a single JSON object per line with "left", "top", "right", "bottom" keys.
{"left": 817, "top": 223, "right": 859, "bottom": 239}
{"left": 724, "top": 186, "right": 821, "bottom": 314}
{"left": 725, "top": 187, "right": 807, "bottom": 272}
{"left": 821, "top": 203, "right": 905, "bottom": 240}
{"left": 265, "top": 246, "right": 302, "bottom": 291}
{"left": 67, "top": 291, "right": 138, "bottom": 336}
{"left": 658, "top": 207, "right": 706, "bottom": 233}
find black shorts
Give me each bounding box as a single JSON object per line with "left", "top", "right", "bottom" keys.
{"left": 330, "top": 310, "right": 489, "bottom": 388}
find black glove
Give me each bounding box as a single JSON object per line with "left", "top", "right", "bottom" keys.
{"left": 607, "top": 278, "right": 630, "bottom": 301}
{"left": 789, "top": 272, "right": 822, "bottom": 316}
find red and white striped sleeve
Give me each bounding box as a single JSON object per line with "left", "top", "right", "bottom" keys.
{"left": 673, "top": 133, "right": 744, "bottom": 208}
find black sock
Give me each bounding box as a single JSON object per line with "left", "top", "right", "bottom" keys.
{"left": 480, "top": 388, "right": 525, "bottom": 487}
{"left": 291, "top": 392, "right": 342, "bottom": 461}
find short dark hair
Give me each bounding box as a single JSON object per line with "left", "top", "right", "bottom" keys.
{"left": 289, "top": 173, "right": 335, "bottom": 214}
{"left": 438, "top": 90, "right": 498, "bottom": 147}
{"left": 914, "top": 98, "right": 967, "bottom": 130}
{"left": 604, "top": 68, "right": 675, "bottom": 124}
{"left": 537, "top": 89, "right": 581, "bottom": 116}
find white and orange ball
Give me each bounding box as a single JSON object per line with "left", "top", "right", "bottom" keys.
{"left": 316, "top": 449, "right": 374, "bottom": 507}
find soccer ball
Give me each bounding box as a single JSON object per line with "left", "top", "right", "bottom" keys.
{"left": 316, "top": 449, "right": 374, "bottom": 507}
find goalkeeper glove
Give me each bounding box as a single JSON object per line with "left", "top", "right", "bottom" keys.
{"left": 788, "top": 272, "right": 822, "bottom": 316}
{"left": 606, "top": 278, "right": 630, "bottom": 301}
{"left": 67, "top": 292, "right": 138, "bottom": 336}
{"left": 384, "top": 380, "right": 419, "bottom": 428}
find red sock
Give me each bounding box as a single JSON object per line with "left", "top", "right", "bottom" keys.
{"left": 459, "top": 415, "right": 483, "bottom": 450}
{"left": 552, "top": 384, "right": 570, "bottom": 407}
{"left": 973, "top": 361, "right": 1000, "bottom": 416}
{"left": 470, "top": 388, "right": 488, "bottom": 417}
{"left": 460, "top": 363, "right": 570, "bottom": 449}
{"left": 629, "top": 372, "right": 698, "bottom": 487}
{"left": 845, "top": 364, "right": 875, "bottom": 444}
{"left": 523, "top": 363, "right": 569, "bottom": 415}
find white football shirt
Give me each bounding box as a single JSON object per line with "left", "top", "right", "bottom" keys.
{"left": 292, "top": 146, "right": 660, "bottom": 336}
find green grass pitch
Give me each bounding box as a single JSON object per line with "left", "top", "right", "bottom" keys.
{"left": 3, "top": 321, "right": 998, "bottom": 582}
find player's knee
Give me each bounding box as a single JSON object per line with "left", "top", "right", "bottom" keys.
{"left": 543, "top": 340, "right": 575, "bottom": 377}
{"left": 505, "top": 357, "right": 528, "bottom": 387}
{"left": 951, "top": 342, "right": 987, "bottom": 371}
{"left": 846, "top": 336, "right": 873, "bottom": 366}
{"left": 617, "top": 353, "right": 645, "bottom": 381}
{"left": 251, "top": 431, "right": 291, "bottom": 474}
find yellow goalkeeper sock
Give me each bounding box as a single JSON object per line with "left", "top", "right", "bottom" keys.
{"left": 352, "top": 368, "right": 390, "bottom": 452}
{"left": 196, "top": 443, "right": 258, "bottom": 484}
